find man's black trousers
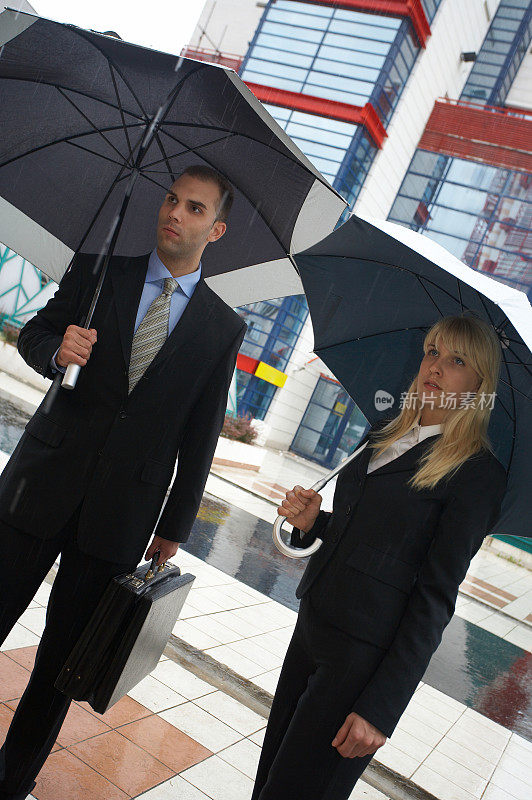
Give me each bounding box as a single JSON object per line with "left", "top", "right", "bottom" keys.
{"left": 0, "top": 509, "right": 136, "bottom": 799}
{"left": 251, "top": 597, "right": 387, "bottom": 800}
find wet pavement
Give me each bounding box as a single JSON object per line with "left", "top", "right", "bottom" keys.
{"left": 185, "top": 493, "right": 532, "bottom": 741}
{"left": 1, "top": 399, "right": 531, "bottom": 742}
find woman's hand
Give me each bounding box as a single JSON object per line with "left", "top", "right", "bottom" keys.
{"left": 332, "top": 712, "right": 386, "bottom": 758}
{"left": 277, "top": 485, "right": 322, "bottom": 533}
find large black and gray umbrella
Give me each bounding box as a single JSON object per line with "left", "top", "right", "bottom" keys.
{"left": 0, "top": 10, "right": 345, "bottom": 316}
{"left": 274, "top": 214, "right": 531, "bottom": 556}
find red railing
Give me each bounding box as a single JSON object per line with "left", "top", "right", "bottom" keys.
{"left": 180, "top": 46, "right": 243, "bottom": 73}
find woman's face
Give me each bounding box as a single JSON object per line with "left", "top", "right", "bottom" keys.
{"left": 416, "top": 338, "right": 482, "bottom": 417}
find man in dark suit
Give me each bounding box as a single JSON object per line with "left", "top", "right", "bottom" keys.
{"left": 0, "top": 164, "right": 246, "bottom": 798}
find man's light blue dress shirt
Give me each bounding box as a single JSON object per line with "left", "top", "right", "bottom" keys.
{"left": 52, "top": 250, "right": 201, "bottom": 372}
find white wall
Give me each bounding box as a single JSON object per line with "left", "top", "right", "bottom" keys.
{"left": 262, "top": 314, "right": 330, "bottom": 451}
{"left": 189, "top": 0, "right": 264, "bottom": 57}
{"left": 354, "top": 0, "right": 498, "bottom": 221}
{"left": 506, "top": 48, "right": 532, "bottom": 111}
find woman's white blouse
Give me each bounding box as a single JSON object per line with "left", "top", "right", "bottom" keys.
{"left": 367, "top": 423, "right": 442, "bottom": 474}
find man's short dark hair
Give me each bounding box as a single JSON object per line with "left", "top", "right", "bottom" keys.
{"left": 180, "top": 164, "right": 234, "bottom": 223}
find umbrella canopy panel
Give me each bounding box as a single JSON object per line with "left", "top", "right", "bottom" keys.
{"left": 0, "top": 11, "right": 344, "bottom": 290}
{"left": 294, "top": 215, "right": 532, "bottom": 538}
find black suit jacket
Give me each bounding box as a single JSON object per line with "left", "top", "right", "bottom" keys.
{"left": 292, "top": 430, "right": 506, "bottom": 737}
{"left": 0, "top": 253, "right": 246, "bottom": 563}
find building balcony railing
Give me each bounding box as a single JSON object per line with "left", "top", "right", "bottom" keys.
{"left": 437, "top": 97, "right": 532, "bottom": 122}
{"left": 180, "top": 46, "right": 243, "bottom": 73}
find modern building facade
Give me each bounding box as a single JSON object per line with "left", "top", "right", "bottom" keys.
{"left": 184, "top": 0, "right": 531, "bottom": 467}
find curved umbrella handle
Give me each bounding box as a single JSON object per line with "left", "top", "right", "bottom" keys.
{"left": 272, "top": 440, "right": 369, "bottom": 559}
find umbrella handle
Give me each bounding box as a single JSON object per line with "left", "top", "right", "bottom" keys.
{"left": 272, "top": 441, "right": 369, "bottom": 559}
{"left": 62, "top": 363, "right": 81, "bottom": 390}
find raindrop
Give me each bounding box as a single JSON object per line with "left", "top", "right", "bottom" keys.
{"left": 174, "top": 56, "right": 185, "bottom": 73}
{"left": 9, "top": 477, "right": 26, "bottom": 514}
{"left": 0, "top": 46, "right": 4, "bottom": 59}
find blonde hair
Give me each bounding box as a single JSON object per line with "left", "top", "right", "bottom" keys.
{"left": 371, "top": 316, "right": 501, "bottom": 490}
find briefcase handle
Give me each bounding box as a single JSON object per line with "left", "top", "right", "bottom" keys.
{"left": 144, "top": 551, "right": 166, "bottom": 581}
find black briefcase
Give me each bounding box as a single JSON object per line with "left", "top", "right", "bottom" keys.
{"left": 55, "top": 555, "right": 195, "bottom": 713}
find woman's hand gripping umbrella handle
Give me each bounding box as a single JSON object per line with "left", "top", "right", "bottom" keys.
{"left": 272, "top": 441, "right": 369, "bottom": 558}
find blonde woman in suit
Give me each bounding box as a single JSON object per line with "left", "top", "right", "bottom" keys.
{"left": 252, "top": 315, "right": 506, "bottom": 800}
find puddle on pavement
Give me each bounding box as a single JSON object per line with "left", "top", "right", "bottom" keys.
{"left": 1, "top": 401, "right": 531, "bottom": 740}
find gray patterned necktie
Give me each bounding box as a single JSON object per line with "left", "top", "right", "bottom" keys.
{"left": 128, "top": 277, "right": 179, "bottom": 393}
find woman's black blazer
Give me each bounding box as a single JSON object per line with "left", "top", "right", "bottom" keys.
{"left": 291, "top": 431, "right": 506, "bottom": 737}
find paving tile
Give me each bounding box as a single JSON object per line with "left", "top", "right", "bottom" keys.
{"left": 496, "top": 752, "right": 532, "bottom": 783}
{"left": 203, "top": 644, "right": 265, "bottom": 679}
{"left": 81, "top": 694, "right": 152, "bottom": 727}
{"left": 0, "top": 652, "right": 30, "bottom": 701}
{"left": 33, "top": 582, "right": 52, "bottom": 605}
{"left": 218, "top": 737, "right": 261, "bottom": 779}
{"left": 460, "top": 708, "right": 512, "bottom": 745}
{"left": 388, "top": 727, "right": 434, "bottom": 762}
{"left": 435, "top": 736, "right": 496, "bottom": 780}
{"left": 188, "top": 614, "right": 242, "bottom": 645}
{"left": 228, "top": 638, "right": 283, "bottom": 671}
{"left": 172, "top": 619, "right": 221, "bottom": 650}
{"left": 400, "top": 700, "right": 454, "bottom": 735}
{"left": 504, "top": 736, "right": 532, "bottom": 766}
{"left": 248, "top": 728, "right": 266, "bottom": 746}
{"left": 423, "top": 750, "right": 488, "bottom": 796}
{"left": 2, "top": 644, "right": 38, "bottom": 671}
{"left": 476, "top": 615, "right": 517, "bottom": 638}
{"left": 407, "top": 687, "right": 464, "bottom": 724}
{"left": 0, "top": 623, "right": 40, "bottom": 651}
{"left": 0, "top": 703, "right": 15, "bottom": 741}
{"left": 56, "top": 701, "right": 112, "bottom": 748}
{"left": 18, "top": 607, "right": 47, "bottom": 636}
{"left": 33, "top": 748, "right": 128, "bottom": 800}
{"left": 134, "top": 774, "right": 211, "bottom": 799}
{"left": 347, "top": 782, "right": 391, "bottom": 800}
{"left": 490, "top": 767, "right": 531, "bottom": 800}
{"left": 248, "top": 631, "right": 290, "bottom": 658}
{"left": 482, "top": 785, "right": 525, "bottom": 800}
{"left": 181, "top": 753, "right": 254, "bottom": 800}
{"left": 446, "top": 723, "right": 506, "bottom": 763}
{"left": 213, "top": 610, "right": 265, "bottom": 638}
{"left": 69, "top": 729, "right": 173, "bottom": 795}
{"left": 377, "top": 741, "right": 419, "bottom": 777}
{"left": 161, "top": 702, "right": 242, "bottom": 752}
{"left": 118, "top": 713, "right": 212, "bottom": 771}
{"left": 126, "top": 674, "right": 188, "bottom": 713}
{"left": 396, "top": 713, "right": 444, "bottom": 748}
{"left": 252, "top": 668, "right": 281, "bottom": 694}
{"left": 194, "top": 691, "right": 267, "bottom": 735}
{"left": 151, "top": 660, "right": 216, "bottom": 700}
{"left": 412, "top": 765, "right": 477, "bottom": 800}
{"left": 503, "top": 625, "right": 532, "bottom": 652}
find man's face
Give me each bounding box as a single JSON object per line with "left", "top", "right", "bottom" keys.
{"left": 156, "top": 174, "right": 226, "bottom": 262}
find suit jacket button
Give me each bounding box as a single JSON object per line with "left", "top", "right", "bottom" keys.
{"left": 346, "top": 504, "right": 352, "bottom": 515}
{"left": 119, "top": 411, "right": 127, "bottom": 419}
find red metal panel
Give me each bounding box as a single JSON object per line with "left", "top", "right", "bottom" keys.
{"left": 236, "top": 354, "right": 260, "bottom": 374}
{"left": 181, "top": 46, "right": 243, "bottom": 72}
{"left": 419, "top": 101, "right": 532, "bottom": 172}
{"left": 287, "top": 0, "right": 430, "bottom": 47}
{"left": 244, "top": 82, "right": 387, "bottom": 148}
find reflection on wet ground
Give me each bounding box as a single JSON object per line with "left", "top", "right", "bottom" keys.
{"left": 0, "top": 399, "right": 30, "bottom": 456}
{"left": 187, "top": 494, "right": 532, "bottom": 741}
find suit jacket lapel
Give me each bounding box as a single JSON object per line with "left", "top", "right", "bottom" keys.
{"left": 110, "top": 254, "right": 149, "bottom": 367}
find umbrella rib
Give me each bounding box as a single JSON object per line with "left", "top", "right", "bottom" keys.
{"left": 141, "top": 131, "right": 238, "bottom": 170}
{"left": 162, "top": 121, "right": 340, "bottom": 194}
{"left": 65, "top": 140, "right": 130, "bottom": 169}
{"left": 314, "top": 326, "right": 430, "bottom": 351}
{"left": 456, "top": 277, "right": 464, "bottom": 312}
{"left": 114, "top": 166, "right": 172, "bottom": 194}
{"left": 65, "top": 26, "right": 151, "bottom": 120}
{"left": 498, "top": 379, "right": 532, "bottom": 401}
{"left": 56, "top": 87, "right": 132, "bottom": 167}
{"left": 0, "top": 75, "right": 146, "bottom": 122}
{"left": 414, "top": 274, "right": 446, "bottom": 317}
{"left": 0, "top": 123, "right": 145, "bottom": 171}
{"left": 109, "top": 64, "right": 135, "bottom": 165}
